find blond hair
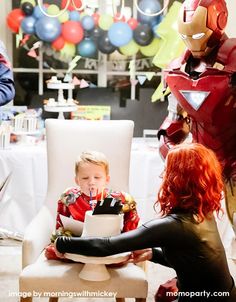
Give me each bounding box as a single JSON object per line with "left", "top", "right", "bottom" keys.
{"left": 75, "top": 151, "right": 109, "bottom": 175}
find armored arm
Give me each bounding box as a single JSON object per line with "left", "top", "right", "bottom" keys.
{"left": 157, "top": 94, "right": 191, "bottom": 159}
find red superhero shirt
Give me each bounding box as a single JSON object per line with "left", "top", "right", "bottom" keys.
{"left": 45, "top": 187, "right": 140, "bottom": 260}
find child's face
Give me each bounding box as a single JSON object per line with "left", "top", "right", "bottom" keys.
{"left": 75, "top": 162, "right": 110, "bottom": 197}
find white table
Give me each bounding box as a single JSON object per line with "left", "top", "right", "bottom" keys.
{"left": 0, "top": 143, "right": 47, "bottom": 234}
{"left": 129, "top": 138, "right": 164, "bottom": 222}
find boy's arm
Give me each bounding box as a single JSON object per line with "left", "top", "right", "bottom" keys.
{"left": 52, "top": 188, "right": 80, "bottom": 241}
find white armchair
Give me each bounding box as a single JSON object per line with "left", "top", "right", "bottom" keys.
{"left": 19, "top": 119, "right": 148, "bottom": 302}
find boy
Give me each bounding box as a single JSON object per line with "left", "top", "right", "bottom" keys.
{"left": 45, "top": 150, "right": 140, "bottom": 260}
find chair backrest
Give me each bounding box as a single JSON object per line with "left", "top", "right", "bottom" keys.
{"left": 45, "top": 119, "right": 134, "bottom": 215}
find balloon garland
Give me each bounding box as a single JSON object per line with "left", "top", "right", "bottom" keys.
{"left": 6, "top": 0, "right": 166, "bottom": 60}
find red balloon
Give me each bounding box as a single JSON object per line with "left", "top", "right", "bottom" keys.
{"left": 61, "top": 0, "right": 82, "bottom": 11}
{"left": 127, "top": 18, "right": 139, "bottom": 30}
{"left": 62, "top": 21, "right": 84, "bottom": 44}
{"left": 92, "top": 13, "right": 100, "bottom": 27}
{"left": 52, "top": 36, "right": 65, "bottom": 51}
{"left": 6, "top": 8, "right": 25, "bottom": 33}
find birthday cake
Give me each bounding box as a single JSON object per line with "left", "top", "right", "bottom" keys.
{"left": 82, "top": 196, "right": 123, "bottom": 237}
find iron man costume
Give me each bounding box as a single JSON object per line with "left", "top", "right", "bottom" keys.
{"left": 158, "top": 0, "right": 236, "bottom": 229}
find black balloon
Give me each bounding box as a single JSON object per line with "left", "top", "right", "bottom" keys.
{"left": 92, "top": 27, "right": 104, "bottom": 42}
{"left": 133, "top": 24, "right": 154, "bottom": 46}
{"left": 21, "top": 2, "right": 34, "bottom": 16}
{"left": 97, "top": 31, "right": 116, "bottom": 54}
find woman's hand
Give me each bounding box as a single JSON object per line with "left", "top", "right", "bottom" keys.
{"left": 128, "top": 248, "right": 153, "bottom": 264}
{"left": 54, "top": 238, "right": 65, "bottom": 259}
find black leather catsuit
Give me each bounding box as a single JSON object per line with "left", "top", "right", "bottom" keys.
{"left": 56, "top": 213, "right": 236, "bottom": 301}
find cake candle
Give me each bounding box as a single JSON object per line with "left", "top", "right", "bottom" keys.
{"left": 99, "top": 188, "right": 105, "bottom": 206}
{"left": 89, "top": 190, "right": 93, "bottom": 209}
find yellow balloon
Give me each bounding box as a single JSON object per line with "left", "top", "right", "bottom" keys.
{"left": 152, "top": 1, "right": 186, "bottom": 69}
{"left": 120, "top": 40, "right": 139, "bottom": 56}
{"left": 47, "top": 4, "right": 60, "bottom": 16}
{"left": 140, "top": 38, "right": 160, "bottom": 57}
{"left": 58, "top": 10, "right": 69, "bottom": 23}
{"left": 21, "top": 0, "right": 36, "bottom": 6}
{"left": 98, "top": 14, "right": 114, "bottom": 31}
{"left": 60, "top": 42, "right": 76, "bottom": 58}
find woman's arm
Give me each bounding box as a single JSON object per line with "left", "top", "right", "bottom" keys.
{"left": 55, "top": 216, "right": 179, "bottom": 258}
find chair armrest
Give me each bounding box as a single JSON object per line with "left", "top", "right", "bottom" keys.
{"left": 22, "top": 206, "right": 54, "bottom": 268}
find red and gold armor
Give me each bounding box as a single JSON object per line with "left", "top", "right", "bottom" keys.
{"left": 158, "top": 0, "right": 236, "bottom": 229}
{"left": 45, "top": 187, "right": 140, "bottom": 260}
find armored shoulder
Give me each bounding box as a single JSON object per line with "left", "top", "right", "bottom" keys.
{"left": 217, "top": 38, "right": 236, "bottom": 71}
{"left": 59, "top": 187, "right": 81, "bottom": 206}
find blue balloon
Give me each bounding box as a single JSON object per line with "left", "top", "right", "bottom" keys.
{"left": 21, "top": 16, "right": 36, "bottom": 34}
{"left": 108, "top": 22, "right": 132, "bottom": 47}
{"left": 69, "top": 11, "right": 80, "bottom": 21}
{"left": 81, "top": 15, "right": 95, "bottom": 31}
{"left": 77, "top": 38, "right": 97, "bottom": 58}
{"left": 138, "top": 0, "right": 162, "bottom": 27}
{"left": 33, "top": 5, "right": 47, "bottom": 19}
{"left": 35, "top": 17, "right": 61, "bottom": 42}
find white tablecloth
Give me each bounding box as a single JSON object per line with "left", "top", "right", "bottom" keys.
{"left": 0, "top": 143, "right": 47, "bottom": 233}
{"left": 0, "top": 138, "right": 234, "bottom": 256}
{"left": 129, "top": 138, "right": 164, "bottom": 222}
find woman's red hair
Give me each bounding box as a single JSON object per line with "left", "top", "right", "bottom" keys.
{"left": 156, "top": 143, "right": 224, "bottom": 221}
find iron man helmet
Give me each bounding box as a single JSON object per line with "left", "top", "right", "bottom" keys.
{"left": 178, "top": 0, "right": 228, "bottom": 58}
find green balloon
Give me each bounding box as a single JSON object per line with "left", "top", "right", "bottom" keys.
{"left": 21, "top": 0, "right": 36, "bottom": 6}
{"left": 60, "top": 42, "right": 76, "bottom": 58}
{"left": 120, "top": 40, "right": 139, "bottom": 56}
{"left": 58, "top": 10, "right": 69, "bottom": 23}
{"left": 47, "top": 4, "right": 60, "bottom": 16}
{"left": 98, "top": 14, "right": 114, "bottom": 31}
{"left": 140, "top": 38, "right": 160, "bottom": 57}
